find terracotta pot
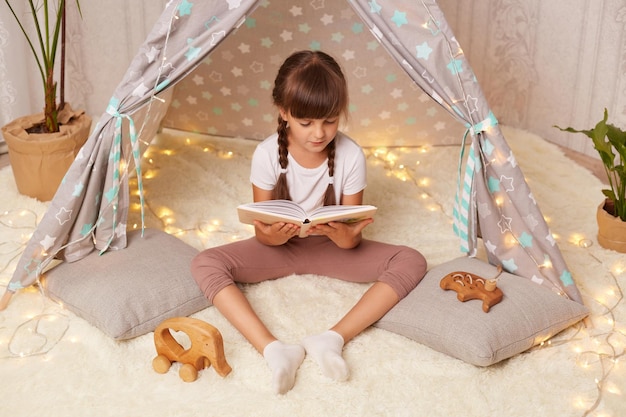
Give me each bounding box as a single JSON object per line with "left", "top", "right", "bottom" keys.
{"left": 2, "top": 112, "right": 91, "bottom": 201}
{"left": 596, "top": 200, "right": 626, "bottom": 253}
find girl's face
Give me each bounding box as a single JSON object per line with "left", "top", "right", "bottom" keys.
{"left": 280, "top": 109, "right": 339, "bottom": 154}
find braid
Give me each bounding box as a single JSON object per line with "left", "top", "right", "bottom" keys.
{"left": 271, "top": 50, "right": 348, "bottom": 205}
{"left": 323, "top": 139, "right": 337, "bottom": 206}
{"left": 272, "top": 116, "right": 292, "bottom": 201}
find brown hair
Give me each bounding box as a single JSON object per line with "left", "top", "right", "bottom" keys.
{"left": 271, "top": 50, "right": 349, "bottom": 205}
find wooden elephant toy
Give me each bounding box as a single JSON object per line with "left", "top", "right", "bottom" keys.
{"left": 152, "top": 317, "right": 232, "bottom": 382}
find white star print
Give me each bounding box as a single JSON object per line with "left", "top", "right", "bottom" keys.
{"left": 56, "top": 207, "right": 72, "bottom": 225}
{"left": 321, "top": 14, "right": 334, "bottom": 25}
{"left": 40, "top": 235, "right": 56, "bottom": 251}
{"left": 145, "top": 46, "right": 159, "bottom": 63}
{"left": 498, "top": 215, "right": 513, "bottom": 233}
{"left": 500, "top": 175, "right": 514, "bottom": 192}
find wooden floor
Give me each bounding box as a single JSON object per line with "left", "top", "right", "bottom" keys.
{"left": 0, "top": 143, "right": 608, "bottom": 184}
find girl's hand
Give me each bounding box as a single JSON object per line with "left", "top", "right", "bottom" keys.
{"left": 254, "top": 220, "right": 300, "bottom": 246}
{"left": 307, "top": 218, "right": 373, "bottom": 249}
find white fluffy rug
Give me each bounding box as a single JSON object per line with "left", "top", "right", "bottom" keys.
{"left": 1, "top": 126, "right": 624, "bottom": 417}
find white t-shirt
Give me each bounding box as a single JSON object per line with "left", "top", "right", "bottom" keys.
{"left": 250, "top": 132, "right": 367, "bottom": 213}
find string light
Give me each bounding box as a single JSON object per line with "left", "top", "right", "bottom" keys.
{"left": 1, "top": 129, "right": 624, "bottom": 415}
{"left": 0, "top": 208, "right": 73, "bottom": 359}
{"left": 363, "top": 141, "right": 624, "bottom": 416}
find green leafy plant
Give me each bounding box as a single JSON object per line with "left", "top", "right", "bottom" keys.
{"left": 3, "top": 0, "right": 81, "bottom": 133}
{"left": 556, "top": 108, "right": 626, "bottom": 221}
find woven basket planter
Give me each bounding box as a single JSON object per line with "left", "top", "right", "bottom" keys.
{"left": 596, "top": 199, "right": 626, "bottom": 253}
{"left": 2, "top": 112, "right": 91, "bottom": 201}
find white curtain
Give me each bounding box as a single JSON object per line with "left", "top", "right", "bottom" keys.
{"left": 438, "top": 0, "right": 626, "bottom": 157}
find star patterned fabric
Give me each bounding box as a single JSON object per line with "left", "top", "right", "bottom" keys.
{"left": 5, "top": 0, "right": 583, "bottom": 305}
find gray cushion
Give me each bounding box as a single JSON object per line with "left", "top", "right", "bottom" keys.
{"left": 42, "top": 229, "right": 210, "bottom": 340}
{"left": 374, "top": 257, "right": 589, "bottom": 366}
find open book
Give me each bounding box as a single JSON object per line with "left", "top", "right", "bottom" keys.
{"left": 237, "top": 200, "right": 377, "bottom": 238}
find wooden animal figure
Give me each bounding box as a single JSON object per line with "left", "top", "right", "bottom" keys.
{"left": 152, "top": 317, "right": 232, "bottom": 382}
{"left": 440, "top": 270, "right": 504, "bottom": 313}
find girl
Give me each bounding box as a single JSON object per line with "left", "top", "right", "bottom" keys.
{"left": 191, "top": 50, "right": 427, "bottom": 394}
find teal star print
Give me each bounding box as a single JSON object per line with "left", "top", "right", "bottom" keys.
{"left": 483, "top": 139, "right": 495, "bottom": 156}
{"left": 369, "top": 0, "right": 382, "bottom": 14}
{"left": 519, "top": 232, "right": 533, "bottom": 248}
{"left": 416, "top": 41, "right": 432, "bottom": 60}
{"left": 488, "top": 176, "right": 500, "bottom": 193}
{"left": 73, "top": 181, "right": 84, "bottom": 197}
{"left": 446, "top": 58, "right": 463, "bottom": 75}
{"left": 560, "top": 270, "right": 574, "bottom": 286}
{"left": 332, "top": 32, "right": 344, "bottom": 42}
{"left": 80, "top": 223, "right": 93, "bottom": 237}
{"left": 105, "top": 185, "right": 118, "bottom": 203}
{"left": 502, "top": 258, "right": 518, "bottom": 273}
{"left": 185, "top": 39, "right": 201, "bottom": 61}
{"left": 391, "top": 11, "right": 408, "bottom": 27}
{"left": 178, "top": 0, "right": 193, "bottom": 16}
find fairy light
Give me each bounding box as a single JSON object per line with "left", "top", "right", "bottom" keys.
{"left": 2, "top": 2, "right": 194, "bottom": 364}
{"left": 2, "top": 126, "right": 624, "bottom": 415}
{"left": 218, "top": 150, "right": 234, "bottom": 159}
{"left": 123, "top": 130, "right": 251, "bottom": 248}
{"left": 360, "top": 141, "right": 626, "bottom": 416}
{"left": 504, "top": 233, "right": 517, "bottom": 248}
{"left": 143, "top": 169, "right": 157, "bottom": 179}
{"left": 541, "top": 258, "right": 553, "bottom": 269}
{"left": 365, "top": 140, "right": 626, "bottom": 416}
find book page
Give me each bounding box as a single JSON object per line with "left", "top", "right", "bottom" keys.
{"left": 237, "top": 201, "right": 377, "bottom": 238}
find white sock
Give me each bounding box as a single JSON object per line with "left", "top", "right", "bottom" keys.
{"left": 263, "top": 340, "right": 305, "bottom": 394}
{"left": 301, "top": 330, "right": 349, "bottom": 381}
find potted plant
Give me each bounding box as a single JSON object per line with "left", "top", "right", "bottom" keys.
{"left": 556, "top": 108, "right": 626, "bottom": 252}
{"left": 1, "top": 0, "right": 91, "bottom": 201}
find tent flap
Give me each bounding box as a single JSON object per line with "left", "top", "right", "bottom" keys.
{"left": 5, "top": 0, "right": 583, "bottom": 305}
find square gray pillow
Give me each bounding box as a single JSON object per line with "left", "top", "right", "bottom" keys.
{"left": 374, "top": 256, "right": 589, "bottom": 366}
{"left": 41, "top": 229, "right": 210, "bottom": 340}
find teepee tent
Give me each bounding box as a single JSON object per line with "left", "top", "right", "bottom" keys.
{"left": 2, "top": 0, "right": 583, "bottom": 307}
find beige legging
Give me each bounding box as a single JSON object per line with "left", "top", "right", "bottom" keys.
{"left": 191, "top": 235, "right": 427, "bottom": 303}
